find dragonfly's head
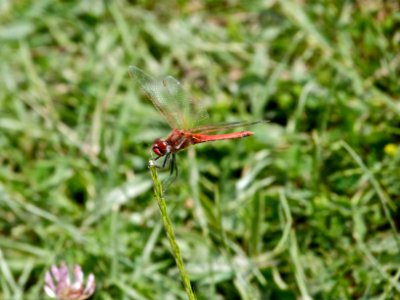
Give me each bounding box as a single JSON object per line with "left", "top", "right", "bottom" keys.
{"left": 152, "top": 139, "right": 170, "bottom": 157}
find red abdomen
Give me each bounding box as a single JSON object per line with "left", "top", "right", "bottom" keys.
{"left": 190, "top": 131, "right": 254, "bottom": 145}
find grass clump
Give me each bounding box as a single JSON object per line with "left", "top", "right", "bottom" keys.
{"left": 1, "top": 1, "right": 400, "bottom": 299}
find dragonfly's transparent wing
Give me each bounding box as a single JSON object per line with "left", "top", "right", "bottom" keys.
{"left": 129, "top": 66, "right": 178, "bottom": 128}
{"left": 162, "top": 76, "right": 209, "bottom": 129}
{"left": 129, "top": 66, "right": 208, "bottom": 130}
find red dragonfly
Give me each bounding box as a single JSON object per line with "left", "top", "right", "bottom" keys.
{"left": 129, "top": 66, "right": 261, "bottom": 180}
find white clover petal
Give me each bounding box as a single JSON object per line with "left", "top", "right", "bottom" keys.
{"left": 45, "top": 271, "right": 56, "bottom": 290}
{"left": 73, "top": 265, "right": 84, "bottom": 285}
{"left": 59, "top": 263, "right": 70, "bottom": 285}
{"left": 51, "top": 265, "right": 60, "bottom": 281}
{"left": 83, "top": 273, "right": 95, "bottom": 295}
{"left": 44, "top": 285, "right": 57, "bottom": 298}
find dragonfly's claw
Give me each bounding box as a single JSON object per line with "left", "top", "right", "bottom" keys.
{"left": 148, "top": 154, "right": 178, "bottom": 193}
{"left": 149, "top": 160, "right": 167, "bottom": 170}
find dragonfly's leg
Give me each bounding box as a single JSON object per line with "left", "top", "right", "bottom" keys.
{"left": 169, "top": 154, "right": 179, "bottom": 184}
{"left": 172, "top": 154, "right": 178, "bottom": 179}
{"left": 169, "top": 155, "right": 174, "bottom": 175}
{"left": 163, "top": 154, "right": 178, "bottom": 192}
{"left": 161, "top": 152, "right": 171, "bottom": 168}
{"left": 151, "top": 153, "right": 171, "bottom": 169}
{"left": 175, "top": 137, "right": 187, "bottom": 150}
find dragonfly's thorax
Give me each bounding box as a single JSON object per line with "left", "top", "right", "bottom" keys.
{"left": 166, "top": 129, "right": 192, "bottom": 153}
{"left": 152, "top": 139, "right": 170, "bottom": 157}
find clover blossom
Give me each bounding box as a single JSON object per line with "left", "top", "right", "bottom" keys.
{"left": 44, "top": 263, "right": 95, "bottom": 300}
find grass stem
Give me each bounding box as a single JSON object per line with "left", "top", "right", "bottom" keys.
{"left": 148, "top": 160, "right": 196, "bottom": 300}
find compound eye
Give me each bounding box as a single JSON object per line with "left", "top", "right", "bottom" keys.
{"left": 152, "top": 139, "right": 168, "bottom": 157}
{"left": 152, "top": 145, "right": 163, "bottom": 156}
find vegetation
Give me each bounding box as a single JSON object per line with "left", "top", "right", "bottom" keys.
{"left": 1, "top": 0, "right": 400, "bottom": 299}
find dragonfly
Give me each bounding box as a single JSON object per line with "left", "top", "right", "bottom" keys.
{"left": 129, "top": 66, "right": 261, "bottom": 183}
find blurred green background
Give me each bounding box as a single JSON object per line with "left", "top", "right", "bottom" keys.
{"left": 1, "top": 0, "right": 400, "bottom": 299}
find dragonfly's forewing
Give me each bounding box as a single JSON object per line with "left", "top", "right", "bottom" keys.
{"left": 129, "top": 66, "right": 208, "bottom": 130}
{"left": 129, "top": 66, "right": 178, "bottom": 128}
